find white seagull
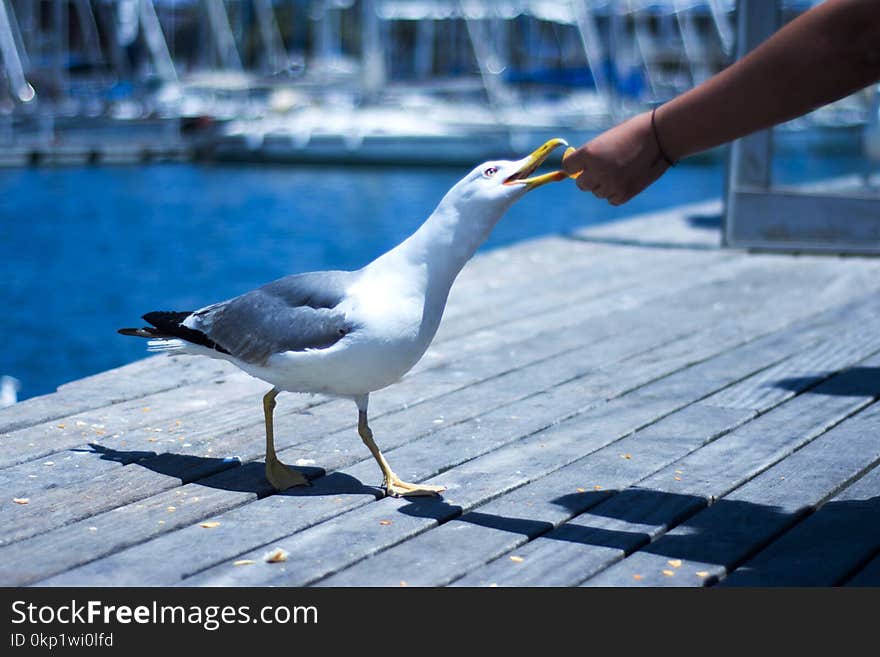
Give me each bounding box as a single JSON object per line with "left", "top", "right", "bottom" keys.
{"left": 120, "top": 138, "right": 568, "bottom": 496}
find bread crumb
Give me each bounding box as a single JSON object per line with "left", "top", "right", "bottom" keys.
{"left": 13, "top": 498, "right": 29, "bottom": 505}
{"left": 509, "top": 556, "right": 524, "bottom": 563}
{"left": 668, "top": 559, "right": 682, "bottom": 568}
{"left": 234, "top": 560, "right": 255, "bottom": 566}
{"left": 200, "top": 521, "right": 221, "bottom": 528}
{"left": 263, "top": 548, "right": 289, "bottom": 563}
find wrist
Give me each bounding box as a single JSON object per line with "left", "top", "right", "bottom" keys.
{"left": 651, "top": 106, "right": 678, "bottom": 166}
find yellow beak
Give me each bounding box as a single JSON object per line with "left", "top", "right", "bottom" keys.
{"left": 504, "top": 138, "right": 570, "bottom": 189}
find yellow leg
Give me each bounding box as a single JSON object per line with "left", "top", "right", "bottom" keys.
{"left": 263, "top": 389, "right": 308, "bottom": 491}
{"left": 358, "top": 410, "right": 445, "bottom": 497}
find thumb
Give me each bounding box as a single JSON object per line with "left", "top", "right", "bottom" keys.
{"left": 561, "top": 145, "right": 589, "bottom": 176}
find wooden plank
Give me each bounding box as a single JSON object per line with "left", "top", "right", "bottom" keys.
{"left": 324, "top": 338, "right": 880, "bottom": 587}
{"left": 720, "top": 463, "right": 880, "bottom": 586}
{"left": 145, "top": 393, "right": 695, "bottom": 588}
{"left": 453, "top": 359, "right": 880, "bottom": 586}
{"left": 0, "top": 464, "right": 293, "bottom": 588}
{"left": 0, "top": 305, "right": 724, "bottom": 570}
{"left": 441, "top": 238, "right": 687, "bottom": 322}
{"left": 6, "top": 234, "right": 880, "bottom": 580}
{"left": 3, "top": 260, "right": 776, "bottom": 550}
{"left": 435, "top": 244, "right": 714, "bottom": 342}
{"left": 98, "top": 301, "right": 880, "bottom": 588}
{"left": 318, "top": 403, "right": 753, "bottom": 587}
{"left": 17, "top": 275, "right": 880, "bottom": 584}
{"left": 0, "top": 356, "right": 238, "bottom": 434}
{"left": 0, "top": 371, "right": 277, "bottom": 470}
{"left": 581, "top": 401, "right": 880, "bottom": 586}
{"left": 726, "top": 189, "right": 880, "bottom": 255}
{"left": 416, "top": 246, "right": 749, "bottom": 373}
{"left": 0, "top": 451, "right": 242, "bottom": 548}
{"left": 700, "top": 329, "right": 880, "bottom": 413}
{"left": 574, "top": 200, "right": 724, "bottom": 250}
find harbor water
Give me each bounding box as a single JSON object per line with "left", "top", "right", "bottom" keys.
{"left": 0, "top": 146, "right": 868, "bottom": 401}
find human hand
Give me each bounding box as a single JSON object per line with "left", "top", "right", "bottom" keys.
{"left": 562, "top": 111, "right": 672, "bottom": 205}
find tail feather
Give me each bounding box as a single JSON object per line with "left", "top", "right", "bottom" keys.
{"left": 147, "top": 338, "right": 186, "bottom": 352}
{"left": 118, "top": 310, "right": 230, "bottom": 355}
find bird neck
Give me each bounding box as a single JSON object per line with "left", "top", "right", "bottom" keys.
{"left": 395, "top": 202, "right": 505, "bottom": 287}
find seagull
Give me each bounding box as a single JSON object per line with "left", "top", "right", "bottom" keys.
{"left": 120, "top": 138, "right": 569, "bottom": 497}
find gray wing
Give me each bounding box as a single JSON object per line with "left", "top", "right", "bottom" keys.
{"left": 190, "top": 270, "right": 360, "bottom": 364}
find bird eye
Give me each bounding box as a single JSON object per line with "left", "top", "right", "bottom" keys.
{"left": 483, "top": 166, "right": 498, "bottom": 178}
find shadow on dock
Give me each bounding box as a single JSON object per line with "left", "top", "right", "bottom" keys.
{"left": 774, "top": 367, "right": 880, "bottom": 397}
{"left": 77, "top": 443, "right": 378, "bottom": 498}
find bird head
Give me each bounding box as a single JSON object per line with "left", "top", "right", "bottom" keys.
{"left": 444, "top": 138, "right": 569, "bottom": 214}
{"left": 421, "top": 138, "right": 571, "bottom": 266}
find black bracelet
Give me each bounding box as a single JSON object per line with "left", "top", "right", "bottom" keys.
{"left": 651, "top": 107, "right": 676, "bottom": 167}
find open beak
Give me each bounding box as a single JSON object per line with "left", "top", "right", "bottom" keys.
{"left": 504, "top": 138, "right": 570, "bottom": 189}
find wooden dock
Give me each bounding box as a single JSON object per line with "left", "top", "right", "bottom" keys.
{"left": 2, "top": 200, "right": 879, "bottom": 587}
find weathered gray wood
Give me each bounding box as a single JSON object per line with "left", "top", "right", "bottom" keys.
{"left": 581, "top": 401, "right": 880, "bottom": 586}
{"left": 574, "top": 200, "right": 724, "bottom": 250}
{"left": 0, "top": 273, "right": 746, "bottom": 553}
{"left": 326, "top": 336, "right": 880, "bottom": 587}
{"left": 453, "top": 358, "right": 880, "bottom": 586}
{"left": 164, "top": 393, "right": 696, "bottom": 588}
{"left": 721, "top": 464, "right": 880, "bottom": 586}
{"left": 0, "top": 371, "right": 274, "bottom": 470}
{"left": 435, "top": 244, "right": 714, "bottom": 343}
{"left": 0, "top": 356, "right": 238, "bottom": 434}
{"left": 700, "top": 328, "right": 880, "bottom": 412}
{"left": 134, "top": 304, "right": 880, "bottom": 588}
{"left": 4, "top": 197, "right": 880, "bottom": 587}
{"left": 726, "top": 189, "right": 880, "bottom": 255}
{"left": 319, "top": 403, "right": 752, "bottom": 587}
{"left": 0, "top": 450, "right": 241, "bottom": 547}
{"left": 20, "top": 278, "right": 880, "bottom": 585}
{"left": 0, "top": 290, "right": 714, "bottom": 546}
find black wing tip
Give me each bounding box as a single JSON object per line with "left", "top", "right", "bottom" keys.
{"left": 140, "top": 309, "right": 231, "bottom": 355}
{"left": 143, "top": 310, "right": 193, "bottom": 326}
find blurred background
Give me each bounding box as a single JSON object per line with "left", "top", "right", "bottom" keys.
{"left": 1, "top": 0, "right": 878, "bottom": 403}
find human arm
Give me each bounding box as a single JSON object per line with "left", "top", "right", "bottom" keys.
{"left": 562, "top": 0, "right": 880, "bottom": 205}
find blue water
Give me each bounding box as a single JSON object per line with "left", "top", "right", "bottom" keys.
{"left": 0, "top": 148, "right": 867, "bottom": 401}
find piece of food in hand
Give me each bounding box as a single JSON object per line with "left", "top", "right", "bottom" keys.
{"left": 561, "top": 146, "right": 582, "bottom": 179}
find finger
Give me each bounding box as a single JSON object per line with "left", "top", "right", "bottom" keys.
{"left": 562, "top": 145, "right": 589, "bottom": 175}
{"left": 592, "top": 185, "right": 608, "bottom": 199}
{"left": 575, "top": 172, "right": 599, "bottom": 193}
